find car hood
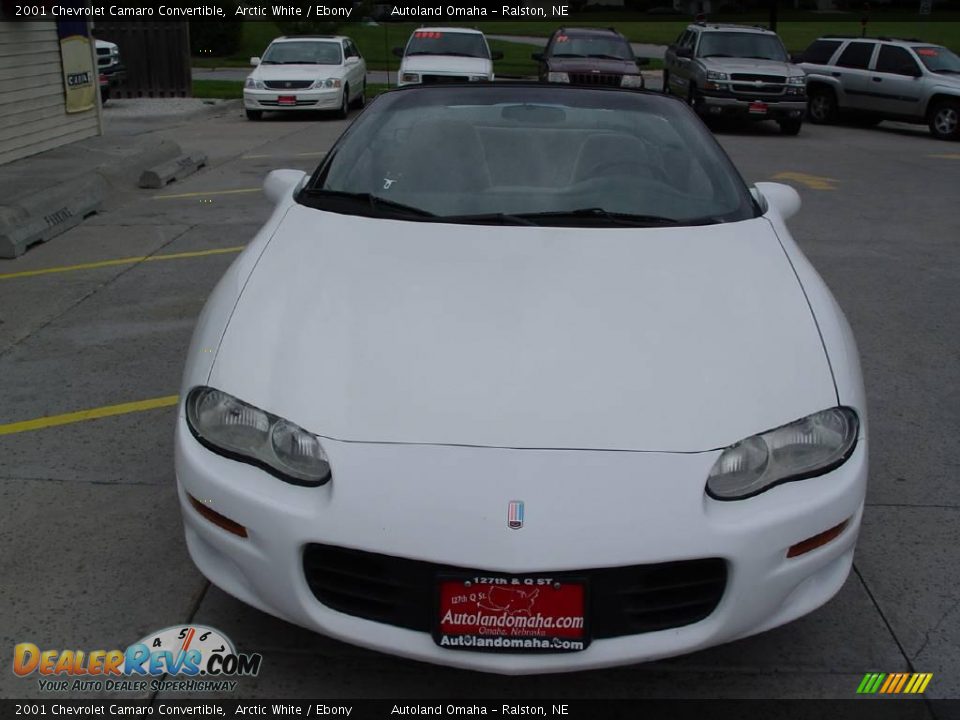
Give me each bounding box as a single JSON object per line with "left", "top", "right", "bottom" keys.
{"left": 400, "top": 55, "right": 492, "bottom": 75}
{"left": 700, "top": 57, "right": 798, "bottom": 76}
{"left": 209, "top": 207, "right": 836, "bottom": 452}
{"left": 547, "top": 57, "right": 639, "bottom": 74}
{"left": 251, "top": 64, "right": 344, "bottom": 81}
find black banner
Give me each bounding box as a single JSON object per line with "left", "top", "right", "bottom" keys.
{"left": 0, "top": 699, "right": 952, "bottom": 720}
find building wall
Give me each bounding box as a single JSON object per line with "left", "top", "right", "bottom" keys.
{"left": 0, "top": 21, "right": 100, "bottom": 166}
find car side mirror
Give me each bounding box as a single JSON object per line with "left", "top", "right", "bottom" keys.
{"left": 250, "top": 56, "right": 261, "bottom": 67}
{"left": 754, "top": 182, "right": 801, "bottom": 220}
{"left": 491, "top": 50, "right": 504, "bottom": 61}
{"left": 531, "top": 52, "right": 544, "bottom": 61}
{"left": 392, "top": 47, "right": 404, "bottom": 58}
{"left": 676, "top": 46, "right": 693, "bottom": 59}
{"left": 345, "top": 55, "right": 359, "bottom": 65}
{"left": 636, "top": 57, "right": 650, "bottom": 67}
{"left": 263, "top": 169, "right": 307, "bottom": 205}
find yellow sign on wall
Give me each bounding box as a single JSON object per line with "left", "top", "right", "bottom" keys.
{"left": 58, "top": 19, "right": 96, "bottom": 114}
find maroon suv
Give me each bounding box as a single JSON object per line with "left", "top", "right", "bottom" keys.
{"left": 533, "top": 27, "right": 647, "bottom": 90}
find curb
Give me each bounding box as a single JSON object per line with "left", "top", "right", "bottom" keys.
{"left": 139, "top": 152, "right": 208, "bottom": 189}
{"left": 0, "top": 137, "right": 183, "bottom": 259}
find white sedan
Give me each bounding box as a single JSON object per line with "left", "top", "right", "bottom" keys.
{"left": 243, "top": 35, "right": 366, "bottom": 120}
{"left": 175, "top": 83, "right": 867, "bottom": 674}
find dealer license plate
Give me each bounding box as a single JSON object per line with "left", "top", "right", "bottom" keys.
{"left": 748, "top": 101, "right": 769, "bottom": 115}
{"left": 277, "top": 95, "right": 297, "bottom": 105}
{"left": 434, "top": 576, "right": 588, "bottom": 653}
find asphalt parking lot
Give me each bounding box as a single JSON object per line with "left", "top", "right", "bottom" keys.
{"left": 1, "top": 96, "right": 958, "bottom": 702}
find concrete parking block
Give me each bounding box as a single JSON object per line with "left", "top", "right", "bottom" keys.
{"left": 0, "top": 478, "right": 204, "bottom": 700}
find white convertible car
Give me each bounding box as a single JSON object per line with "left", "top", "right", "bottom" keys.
{"left": 175, "top": 84, "right": 867, "bottom": 674}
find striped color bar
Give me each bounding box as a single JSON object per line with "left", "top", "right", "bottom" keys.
{"left": 857, "top": 672, "right": 933, "bottom": 694}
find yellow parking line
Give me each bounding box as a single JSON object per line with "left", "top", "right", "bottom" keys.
{"left": 771, "top": 171, "right": 839, "bottom": 191}
{"left": 153, "top": 188, "right": 259, "bottom": 200}
{"left": 0, "top": 395, "right": 179, "bottom": 436}
{"left": 0, "top": 246, "right": 243, "bottom": 281}
{"left": 242, "top": 151, "right": 326, "bottom": 159}
{"left": 929, "top": 153, "right": 960, "bottom": 160}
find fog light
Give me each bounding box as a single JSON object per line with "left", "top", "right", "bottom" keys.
{"left": 787, "top": 519, "right": 848, "bottom": 558}
{"left": 188, "top": 494, "right": 247, "bottom": 538}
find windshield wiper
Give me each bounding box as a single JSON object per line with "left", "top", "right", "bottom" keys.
{"left": 438, "top": 212, "right": 539, "bottom": 226}
{"left": 506, "top": 208, "right": 682, "bottom": 227}
{"left": 587, "top": 53, "right": 630, "bottom": 60}
{"left": 302, "top": 189, "right": 435, "bottom": 219}
{"left": 700, "top": 54, "right": 733, "bottom": 58}
{"left": 550, "top": 53, "right": 585, "bottom": 58}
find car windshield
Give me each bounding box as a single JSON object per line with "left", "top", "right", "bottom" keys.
{"left": 914, "top": 46, "right": 960, "bottom": 73}
{"left": 405, "top": 30, "right": 489, "bottom": 59}
{"left": 302, "top": 85, "right": 757, "bottom": 227}
{"left": 550, "top": 34, "right": 634, "bottom": 60}
{"left": 697, "top": 32, "right": 788, "bottom": 61}
{"left": 261, "top": 41, "right": 342, "bottom": 65}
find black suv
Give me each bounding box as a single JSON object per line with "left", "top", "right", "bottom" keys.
{"left": 533, "top": 27, "right": 647, "bottom": 90}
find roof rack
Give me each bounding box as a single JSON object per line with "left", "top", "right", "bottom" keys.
{"left": 822, "top": 34, "right": 925, "bottom": 42}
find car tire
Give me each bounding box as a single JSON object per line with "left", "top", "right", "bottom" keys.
{"left": 662, "top": 70, "right": 670, "bottom": 95}
{"left": 100, "top": 87, "right": 109, "bottom": 104}
{"left": 353, "top": 80, "right": 366, "bottom": 109}
{"left": 779, "top": 119, "right": 803, "bottom": 136}
{"left": 928, "top": 99, "right": 960, "bottom": 141}
{"left": 807, "top": 87, "right": 837, "bottom": 124}
{"left": 336, "top": 85, "right": 350, "bottom": 119}
{"left": 245, "top": 109, "right": 262, "bottom": 121}
{"left": 687, "top": 84, "right": 702, "bottom": 113}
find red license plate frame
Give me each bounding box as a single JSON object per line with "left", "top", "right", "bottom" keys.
{"left": 277, "top": 95, "right": 297, "bottom": 105}
{"left": 748, "top": 101, "right": 769, "bottom": 115}
{"left": 433, "top": 575, "right": 589, "bottom": 653}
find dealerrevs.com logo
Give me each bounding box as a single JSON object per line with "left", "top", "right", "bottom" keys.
{"left": 13, "top": 625, "right": 262, "bottom": 693}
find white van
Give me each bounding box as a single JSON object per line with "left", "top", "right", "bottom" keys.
{"left": 393, "top": 28, "right": 501, "bottom": 87}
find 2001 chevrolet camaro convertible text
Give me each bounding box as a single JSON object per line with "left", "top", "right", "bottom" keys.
{"left": 175, "top": 84, "right": 867, "bottom": 674}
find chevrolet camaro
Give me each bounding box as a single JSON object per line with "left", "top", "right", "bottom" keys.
{"left": 175, "top": 83, "right": 867, "bottom": 674}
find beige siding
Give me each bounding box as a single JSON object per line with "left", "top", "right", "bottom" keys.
{"left": 0, "top": 21, "right": 100, "bottom": 166}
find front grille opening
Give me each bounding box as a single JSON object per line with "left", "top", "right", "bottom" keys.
{"left": 303, "top": 544, "right": 726, "bottom": 640}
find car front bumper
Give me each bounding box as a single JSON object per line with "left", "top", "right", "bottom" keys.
{"left": 174, "top": 416, "right": 867, "bottom": 674}
{"left": 697, "top": 94, "right": 807, "bottom": 120}
{"left": 243, "top": 88, "right": 343, "bottom": 111}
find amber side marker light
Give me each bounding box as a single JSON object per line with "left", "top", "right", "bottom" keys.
{"left": 787, "top": 519, "right": 849, "bottom": 558}
{"left": 188, "top": 494, "right": 248, "bottom": 538}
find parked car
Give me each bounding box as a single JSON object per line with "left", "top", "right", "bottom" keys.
{"left": 244, "top": 35, "right": 367, "bottom": 121}
{"left": 664, "top": 22, "right": 807, "bottom": 135}
{"left": 797, "top": 36, "right": 960, "bottom": 140}
{"left": 393, "top": 28, "right": 501, "bottom": 86}
{"left": 176, "top": 82, "right": 867, "bottom": 674}
{"left": 532, "top": 26, "right": 647, "bottom": 90}
{"left": 95, "top": 38, "right": 126, "bottom": 103}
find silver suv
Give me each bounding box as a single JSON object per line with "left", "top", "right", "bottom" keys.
{"left": 664, "top": 23, "right": 807, "bottom": 135}
{"left": 799, "top": 36, "right": 960, "bottom": 141}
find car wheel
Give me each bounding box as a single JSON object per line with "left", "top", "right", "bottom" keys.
{"left": 807, "top": 87, "right": 837, "bottom": 124}
{"left": 245, "top": 109, "right": 262, "bottom": 121}
{"left": 778, "top": 119, "right": 803, "bottom": 136}
{"left": 662, "top": 70, "right": 670, "bottom": 95}
{"left": 928, "top": 99, "right": 960, "bottom": 141}
{"left": 100, "top": 87, "right": 109, "bottom": 104}
{"left": 687, "top": 84, "right": 702, "bottom": 113}
{"left": 353, "top": 80, "right": 366, "bottom": 109}
{"left": 336, "top": 85, "right": 350, "bottom": 119}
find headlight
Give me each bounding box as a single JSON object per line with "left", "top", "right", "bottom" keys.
{"left": 620, "top": 74, "right": 644, "bottom": 89}
{"left": 547, "top": 71, "right": 570, "bottom": 83}
{"left": 706, "top": 407, "right": 859, "bottom": 501}
{"left": 401, "top": 72, "right": 420, "bottom": 83}
{"left": 706, "top": 71, "right": 729, "bottom": 81}
{"left": 244, "top": 77, "right": 264, "bottom": 90}
{"left": 787, "top": 75, "right": 806, "bottom": 85}
{"left": 312, "top": 78, "right": 341, "bottom": 89}
{"left": 185, "top": 387, "right": 332, "bottom": 486}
